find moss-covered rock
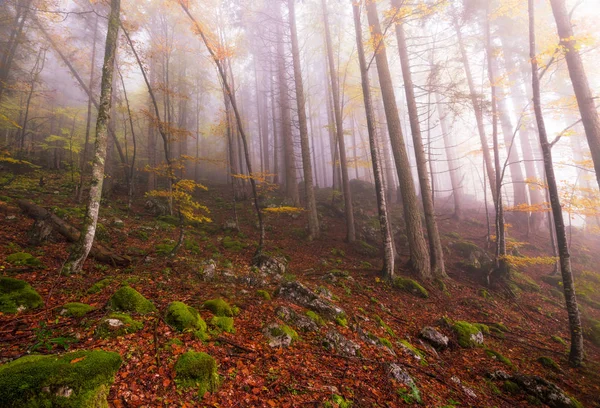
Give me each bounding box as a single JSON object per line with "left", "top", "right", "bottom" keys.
{"left": 6, "top": 252, "right": 42, "bottom": 267}
{"left": 0, "top": 350, "right": 122, "bottom": 407}
{"left": 164, "top": 302, "right": 207, "bottom": 334}
{"left": 393, "top": 277, "right": 429, "bottom": 298}
{"left": 306, "top": 310, "right": 325, "bottom": 326}
{"left": 222, "top": 236, "right": 245, "bottom": 251}
{"left": 453, "top": 321, "right": 488, "bottom": 348}
{"left": 537, "top": 356, "right": 560, "bottom": 371}
{"left": 87, "top": 278, "right": 113, "bottom": 295}
{"left": 95, "top": 313, "right": 143, "bottom": 338}
{"left": 202, "top": 298, "right": 236, "bottom": 317}
{"left": 174, "top": 352, "right": 219, "bottom": 396}
{"left": 485, "top": 349, "right": 513, "bottom": 368}
{"left": 60, "top": 302, "right": 95, "bottom": 318}
{"left": 256, "top": 290, "right": 271, "bottom": 300}
{"left": 264, "top": 323, "right": 299, "bottom": 348}
{"left": 107, "top": 286, "right": 155, "bottom": 315}
{"left": 0, "top": 277, "right": 43, "bottom": 314}
{"left": 210, "top": 316, "right": 235, "bottom": 333}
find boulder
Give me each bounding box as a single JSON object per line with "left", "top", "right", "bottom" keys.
{"left": 275, "top": 306, "right": 319, "bottom": 332}
{"left": 0, "top": 277, "right": 43, "bottom": 314}
{"left": 144, "top": 197, "right": 169, "bottom": 216}
{"left": 276, "top": 281, "right": 345, "bottom": 321}
{"left": 0, "top": 350, "right": 121, "bottom": 407}
{"left": 253, "top": 253, "right": 287, "bottom": 276}
{"left": 263, "top": 323, "right": 299, "bottom": 348}
{"left": 107, "top": 286, "right": 156, "bottom": 315}
{"left": 198, "top": 259, "right": 217, "bottom": 281}
{"left": 175, "top": 352, "right": 220, "bottom": 396}
{"left": 419, "top": 326, "right": 449, "bottom": 349}
{"left": 323, "top": 329, "right": 360, "bottom": 356}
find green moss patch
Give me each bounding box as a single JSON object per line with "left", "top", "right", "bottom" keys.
{"left": 175, "top": 352, "right": 219, "bottom": 396}
{"left": 165, "top": 302, "right": 207, "bottom": 334}
{"left": 306, "top": 310, "right": 325, "bottom": 326}
{"left": 6, "top": 252, "right": 42, "bottom": 267}
{"left": 584, "top": 319, "right": 600, "bottom": 347}
{"left": 87, "top": 278, "right": 113, "bottom": 294}
{"left": 210, "top": 316, "right": 235, "bottom": 333}
{"left": 203, "top": 298, "right": 236, "bottom": 317}
{"left": 60, "top": 302, "right": 94, "bottom": 318}
{"left": 256, "top": 290, "right": 271, "bottom": 300}
{"left": 393, "top": 277, "right": 429, "bottom": 299}
{"left": 222, "top": 236, "right": 245, "bottom": 251}
{"left": 107, "top": 286, "right": 156, "bottom": 314}
{"left": 269, "top": 324, "right": 299, "bottom": 342}
{"left": 0, "top": 350, "right": 122, "bottom": 407}
{"left": 485, "top": 349, "right": 513, "bottom": 368}
{"left": 511, "top": 272, "right": 541, "bottom": 293}
{"left": 453, "top": 321, "right": 488, "bottom": 348}
{"left": 551, "top": 335, "right": 567, "bottom": 346}
{"left": 95, "top": 313, "right": 143, "bottom": 338}
{"left": 537, "top": 356, "right": 560, "bottom": 371}
{"left": 0, "top": 277, "right": 43, "bottom": 314}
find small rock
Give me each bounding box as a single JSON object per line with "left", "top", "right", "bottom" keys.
{"left": 420, "top": 326, "right": 449, "bottom": 349}
{"left": 470, "top": 331, "right": 484, "bottom": 346}
{"left": 276, "top": 281, "right": 345, "bottom": 321}
{"left": 113, "top": 218, "right": 124, "bottom": 227}
{"left": 323, "top": 329, "right": 360, "bottom": 356}
{"left": 106, "top": 319, "right": 125, "bottom": 328}
{"left": 253, "top": 253, "right": 287, "bottom": 275}
{"left": 275, "top": 306, "right": 319, "bottom": 332}
{"left": 199, "top": 259, "right": 217, "bottom": 281}
{"left": 6, "top": 215, "right": 16, "bottom": 220}
{"left": 222, "top": 219, "right": 238, "bottom": 231}
{"left": 388, "top": 363, "right": 415, "bottom": 388}
{"left": 56, "top": 386, "right": 73, "bottom": 398}
{"left": 263, "top": 323, "right": 296, "bottom": 348}
{"left": 144, "top": 256, "right": 155, "bottom": 264}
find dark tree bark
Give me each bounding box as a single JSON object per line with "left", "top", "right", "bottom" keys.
{"left": 529, "top": 0, "right": 584, "bottom": 367}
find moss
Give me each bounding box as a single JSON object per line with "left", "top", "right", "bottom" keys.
{"left": 479, "top": 289, "right": 492, "bottom": 299}
{"left": 175, "top": 352, "right": 219, "bottom": 396}
{"left": 503, "top": 380, "right": 521, "bottom": 395}
{"left": 399, "top": 339, "right": 426, "bottom": 361}
{"left": 165, "top": 301, "right": 207, "bottom": 333}
{"left": 378, "top": 337, "right": 393, "bottom": 349}
{"left": 584, "top": 319, "right": 600, "bottom": 347}
{"left": 0, "top": 277, "right": 43, "bottom": 314}
{"left": 306, "top": 310, "right": 325, "bottom": 326}
{"left": 256, "top": 290, "right": 271, "bottom": 301}
{"left": 511, "top": 271, "right": 541, "bottom": 292}
{"left": 453, "top": 240, "right": 481, "bottom": 257}
{"left": 203, "top": 298, "right": 234, "bottom": 317}
{"left": 107, "top": 286, "right": 156, "bottom": 315}
{"left": 393, "top": 277, "right": 429, "bottom": 298}
{"left": 222, "top": 236, "right": 245, "bottom": 251}
{"left": 210, "top": 316, "right": 235, "bottom": 334}
{"left": 453, "top": 321, "right": 487, "bottom": 348}
{"left": 95, "top": 313, "right": 143, "bottom": 338}
{"left": 335, "top": 315, "right": 348, "bottom": 327}
{"left": 375, "top": 315, "right": 396, "bottom": 337}
{"left": 485, "top": 349, "right": 513, "bottom": 368}
{"left": 6, "top": 252, "right": 42, "bottom": 267}
{"left": 0, "top": 350, "right": 122, "bottom": 407}
{"left": 61, "top": 302, "right": 95, "bottom": 318}
{"left": 354, "top": 240, "right": 377, "bottom": 256}
{"left": 489, "top": 322, "right": 509, "bottom": 333}
{"left": 87, "top": 278, "right": 113, "bottom": 294}
{"left": 269, "top": 324, "right": 299, "bottom": 342}
{"left": 551, "top": 335, "right": 567, "bottom": 346}
{"left": 537, "top": 356, "right": 560, "bottom": 370}
{"left": 541, "top": 275, "right": 562, "bottom": 288}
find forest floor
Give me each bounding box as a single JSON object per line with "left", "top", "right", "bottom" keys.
{"left": 1, "top": 170, "right": 600, "bottom": 407}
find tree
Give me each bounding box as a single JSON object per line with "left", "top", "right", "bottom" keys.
{"left": 62, "top": 0, "right": 120, "bottom": 274}
{"left": 366, "top": 0, "right": 430, "bottom": 279}
{"left": 287, "top": 0, "right": 320, "bottom": 240}
{"left": 321, "top": 0, "right": 356, "bottom": 243}
{"left": 391, "top": 0, "right": 445, "bottom": 279}
{"left": 528, "top": 0, "right": 584, "bottom": 367}
{"left": 352, "top": 0, "right": 394, "bottom": 279}
{"left": 549, "top": 0, "right": 600, "bottom": 193}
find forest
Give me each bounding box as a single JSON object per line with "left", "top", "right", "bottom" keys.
{"left": 0, "top": 0, "right": 599, "bottom": 406}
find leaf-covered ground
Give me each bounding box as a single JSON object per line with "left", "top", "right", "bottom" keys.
{"left": 1, "top": 172, "right": 599, "bottom": 407}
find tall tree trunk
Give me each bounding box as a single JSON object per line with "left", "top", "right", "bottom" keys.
{"left": 352, "top": 1, "right": 394, "bottom": 278}
{"left": 549, "top": 0, "right": 600, "bottom": 192}
{"left": 454, "top": 14, "right": 497, "bottom": 205}
{"left": 322, "top": 0, "right": 355, "bottom": 242}
{"left": 366, "top": 0, "right": 430, "bottom": 278}
{"left": 288, "top": 0, "right": 319, "bottom": 239}
{"left": 529, "top": 0, "right": 584, "bottom": 367}
{"left": 63, "top": 0, "right": 120, "bottom": 274}
{"left": 392, "top": 10, "right": 445, "bottom": 279}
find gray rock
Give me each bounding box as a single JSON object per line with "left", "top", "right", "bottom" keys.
{"left": 113, "top": 218, "right": 124, "bottom": 227}
{"left": 388, "top": 363, "right": 415, "bottom": 388}
{"left": 276, "top": 281, "right": 345, "bottom": 321}
{"left": 275, "top": 306, "right": 319, "bottom": 332}
{"left": 144, "top": 197, "right": 169, "bottom": 216}
{"left": 253, "top": 253, "right": 287, "bottom": 275}
{"left": 488, "top": 371, "right": 578, "bottom": 408}
{"left": 222, "top": 219, "right": 238, "bottom": 231}
{"left": 420, "top": 326, "right": 449, "bottom": 349}
{"left": 263, "top": 323, "right": 295, "bottom": 348}
{"left": 470, "top": 331, "right": 484, "bottom": 346}
{"left": 323, "top": 329, "right": 360, "bottom": 356}
{"left": 199, "top": 259, "right": 217, "bottom": 281}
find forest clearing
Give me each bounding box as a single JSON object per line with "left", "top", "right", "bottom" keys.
{"left": 1, "top": 0, "right": 600, "bottom": 407}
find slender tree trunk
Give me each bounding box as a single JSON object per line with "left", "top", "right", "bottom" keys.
{"left": 322, "top": 0, "right": 355, "bottom": 242}
{"left": 352, "top": 1, "right": 394, "bottom": 278}
{"left": 529, "top": 0, "right": 584, "bottom": 367}
{"left": 454, "top": 15, "right": 497, "bottom": 205}
{"left": 18, "top": 48, "right": 45, "bottom": 156}
{"left": 63, "top": 0, "right": 120, "bottom": 274}
{"left": 288, "top": 0, "right": 319, "bottom": 239}
{"left": 118, "top": 65, "right": 136, "bottom": 209}
{"left": 549, "top": 0, "right": 600, "bottom": 192}
{"left": 393, "top": 12, "right": 445, "bottom": 278}
{"left": 366, "top": 0, "right": 430, "bottom": 278}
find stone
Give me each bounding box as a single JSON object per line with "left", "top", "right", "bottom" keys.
{"left": 275, "top": 306, "right": 319, "bottom": 332}
{"left": 276, "top": 281, "right": 345, "bottom": 321}
{"left": 263, "top": 323, "right": 298, "bottom": 348}
{"left": 419, "top": 326, "right": 449, "bottom": 349}
{"left": 253, "top": 253, "right": 287, "bottom": 275}
{"left": 198, "top": 259, "right": 217, "bottom": 281}
{"left": 323, "top": 329, "right": 360, "bottom": 356}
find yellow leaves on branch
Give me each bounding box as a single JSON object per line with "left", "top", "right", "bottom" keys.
{"left": 500, "top": 255, "right": 558, "bottom": 269}
{"left": 263, "top": 206, "right": 304, "bottom": 215}
{"left": 505, "top": 203, "right": 550, "bottom": 213}
{"left": 146, "top": 179, "right": 211, "bottom": 224}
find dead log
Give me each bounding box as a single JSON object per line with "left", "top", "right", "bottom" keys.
{"left": 16, "top": 199, "right": 131, "bottom": 266}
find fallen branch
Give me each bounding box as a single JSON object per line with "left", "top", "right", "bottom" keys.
{"left": 16, "top": 199, "right": 131, "bottom": 266}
